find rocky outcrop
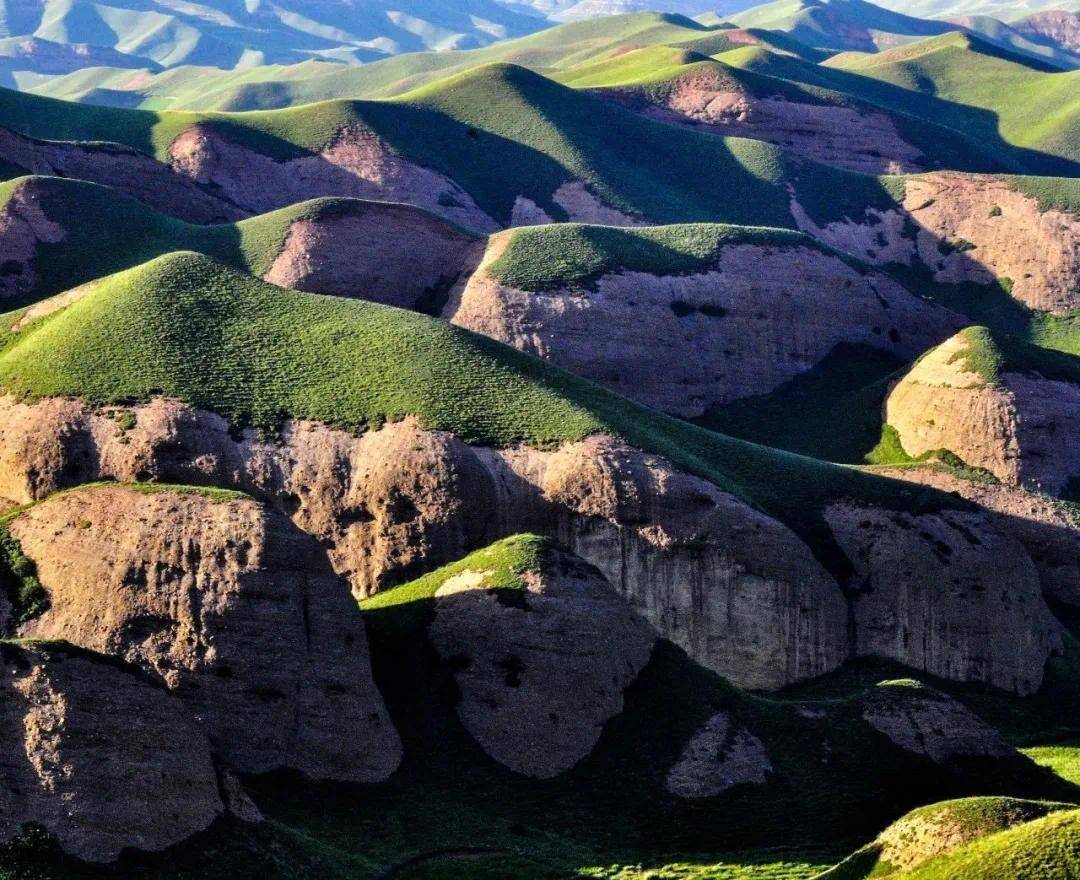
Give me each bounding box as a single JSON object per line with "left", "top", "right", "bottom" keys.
{"left": 167, "top": 124, "right": 500, "bottom": 233}
{"left": 1015, "top": 10, "right": 1080, "bottom": 55}
{"left": 871, "top": 466, "right": 1080, "bottom": 610}
{"left": 0, "top": 643, "right": 222, "bottom": 862}
{"left": 0, "top": 177, "right": 65, "bottom": 302}
{"left": 793, "top": 173, "right": 1080, "bottom": 315}
{"left": 11, "top": 484, "right": 402, "bottom": 782}
{"left": 0, "top": 397, "right": 848, "bottom": 691}
{"left": 262, "top": 200, "right": 481, "bottom": 311}
{"left": 827, "top": 503, "right": 1062, "bottom": 695}
{"left": 0, "top": 395, "right": 1064, "bottom": 694}
{"left": 885, "top": 332, "right": 1080, "bottom": 495}
{"left": 603, "top": 70, "right": 926, "bottom": 174}
{"left": 0, "top": 128, "right": 242, "bottom": 225}
{"left": 665, "top": 710, "right": 771, "bottom": 798}
{"left": 448, "top": 235, "right": 961, "bottom": 415}
{"left": 429, "top": 545, "right": 655, "bottom": 778}
{"left": 861, "top": 682, "right": 1015, "bottom": 764}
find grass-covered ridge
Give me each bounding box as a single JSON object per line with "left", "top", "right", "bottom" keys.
{"left": 0, "top": 176, "right": 477, "bottom": 309}
{"left": 945, "top": 325, "right": 1080, "bottom": 388}
{"left": 0, "top": 251, "right": 967, "bottom": 578}
{"left": 487, "top": 222, "right": 851, "bottom": 292}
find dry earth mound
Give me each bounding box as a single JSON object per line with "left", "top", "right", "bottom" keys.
{"left": 427, "top": 541, "right": 655, "bottom": 778}
{"left": 0, "top": 642, "right": 222, "bottom": 862}
{"left": 449, "top": 228, "right": 962, "bottom": 415}
{"left": 793, "top": 173, "right": 1080, "bottom": 315}
{"left": 665, "top": 710, "right": 772, "bottom": 798}
{"left": 9, "top": 483, "right": 402, "bottom": 782}
{"left": 885, "top": 329, "right": 1080, "bottom": 495}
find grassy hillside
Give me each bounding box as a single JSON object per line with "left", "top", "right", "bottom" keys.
{"left": 0, "top": 250, "right": 976, "bottom": 580}
{"left": 0, "top": 176, "right": 477, "bottom": 308}
{"left": 0, "top": 63, "right": 900, "bottom": 229}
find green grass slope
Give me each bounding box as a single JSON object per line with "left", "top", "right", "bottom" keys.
{"left": 0, "top": 250, "right": 974, "bottom": 579}
{"left": 0, "top": 175, "right": 477, "bottom": 309}
{"left": 0, "top": 63, "right": 906, "bottom": 229}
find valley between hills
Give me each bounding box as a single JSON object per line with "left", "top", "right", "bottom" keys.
{"left": 0, "top": 1, "right": 1077, "bottom": 877}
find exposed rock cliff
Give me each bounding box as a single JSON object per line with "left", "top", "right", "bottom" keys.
{"left": 665, "top": 710, "right": 772, "bottom": 798}
{"left": 0, "top": 128, "right": 242, "bottom": 225}
{"left": 167, "top": 124, "right": 500, "bottom": 233}
{"left": 885, "top": 331, "right": 1080, "bottom": 495}
{"left": 793, "top": 173, "right": 1080, "bottom": 315}
{"left": 0, "top": 643, "right": 222, "bottom": 862}
{"left": 11, "top": 484, "right": 402, "bottom": 782}
{"left": 429, "top": 544, "right": 655, "bottom": 778}
{"left": 448, "top": 235, "right": 961, "bottom": 415}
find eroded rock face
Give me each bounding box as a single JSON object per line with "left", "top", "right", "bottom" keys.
{"left": 0, "top": 128, "right": 242, "bottom": 225}
{"left": 861, "top": 684, "right": 1014, "bottom": 764}
{"left": 827, "top": 503, "right": 1062, "bottom": 695}
{"left": 0, "top": 397, "right": 847, "bottom": 691}
{"left": 872, "top": 466, "right": 1080, "bottom": 610}
{"left": 449, "top": 236, "right": 961, "bottom": 415}
{"left": 262, "top": 201, "right": 481, "bottom": 311}
{"left": 1015, "top": 11, "right": 1080, "bottom": 55}
{"left": 509, "top": 181, "right": 648, "bottom": 227}
{"left": 0, "top": 178, "right": 65, "bottom": 302}
{"left": 0, "top": 644, "right": 222, "bottom": 862}
{"left": 603, "top": 71, "right": 926, "bottom": 174}
{"left": 12, "top": 484, "right": 402, "bottom": 782}
{"left": 167, "top": 124, "right": 500, "bottom": 233}
{"left": 885, "top": 333, "right": 1080, "bottom": 495}
{"left": 793, "top": 174, "right": 1080, "bottom": 315}
{"left": 665, "top": 710, "right": 771, "bottom": 798}
{"left": 429, "top": 547, "right": 655, "bottom": 778}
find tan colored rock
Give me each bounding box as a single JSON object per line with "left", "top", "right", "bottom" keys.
{"left": 0, "top": 397, "right": 848, "bottom": 691}
{"left": 604, "top": 70, "right": 925, "bottom": 174}
{"left": 429, "top": 546, "right": 655, "bottom": 778}
{"left": 448, "top": 236, "right": 961, "bottom": 415}
{"left": 861, "top": 683, "right": 1014, "bottom": 763}
{"left": 0, "top": 644, "right": 222, "bottom": 862}
{"left": 0, "top": 128, "right": 242, "bottom": 224}
{"left": 871, "top": 466, "right": 1080, "bottom": 609}
{"left": 827, "top": 503, "right": 1062, "bottom": 695}
{"left": 0, "top": 177, "right": 65, "bottom": 302}
{"left": 12, "top": 484, "right": 401, "bottom": 782}
{"left": 262, "top": 200, "right": 481, "bottom": 311}
{"left": 793, "top": 173, "right": 1080, "bottom": 315}
{"left": 885, "top": 332, "right": 1080, "bottom": 494}
{"left": 167, "top": 124, "right": 500, "bottom": 232}
{"left": 665, "top": 710, "right": 771, "bottom": 798}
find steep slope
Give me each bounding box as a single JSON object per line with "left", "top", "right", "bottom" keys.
{"left": 0, "top": 175, "right": 480, "bottom": 310}
{"left": 884, "top": 327, "right": 1080, "bottom": 496}
{"left": 0, "top": 252, "right": 1066, "bottom": 696}
{"left": 447, "top": 222, "right": 963, "bottom": 414}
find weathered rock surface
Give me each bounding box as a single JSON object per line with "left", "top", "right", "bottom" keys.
{"left": 12, "top": 484, "right": 402, "bottom": 782}
{"left": 0, "top": 177, "right": 65, "bottom": 302}
{"left": 0, "top": 398, "right": 848, "bottom": 691}
{"left": 827, "top": 503, "right": 1062, "bottom": 695}
{"left": 508, "top": 180, "right": 649, "bottom": 228}
{"left": 602, "top": 70, "right": 926, "bottom": 174}
{"left": 262, "top": 200, "right": 481, "bottom": 310}
{"left": 429, "top": 546, "right": 655, "bottom": 778}
{"left": 1015, "top": 10, "right": 1080, "bottom": 55}
{"left": 885, "top": 332, "right": 1080, "bottom": 494}
{"left": 0, "top": 643, "right": 222, "bottom": 862}
{"left": 0, "top": 128, "right": 242, "bottom": 225}
{"left": 872, "top": 465, "right": 1080, "bottom": 610}
{"left": 665, "top": 710, "right": 771, "bottom": 798}
{"left": 861, "top": 683, "right": 1015, "bottom": 764}
{"left": 793, "top": 173, "right": 1080, "bottom": 315}
{"left": 448, "top": 235, "right": 961, "bottom": 415}
{"left": 167, "top": 124, "right": 500, "bottom": 233}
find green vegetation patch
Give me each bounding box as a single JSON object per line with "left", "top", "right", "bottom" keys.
{"left": 947, "top": 325, "right": 1080, "bottom": 388}
{"left": 1023, "top": 740, "right": 1080, "bottom": 788}
{"left": 0, "top": 514, "right": 47, "bottom": 626}
{"left": 488, "top": 222, "right": 835, "bottom": 292}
